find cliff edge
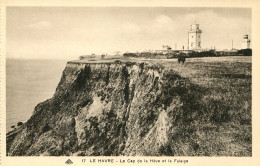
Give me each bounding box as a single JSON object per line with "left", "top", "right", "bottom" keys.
{"left": 6, "top": 57, "right": 252, "bottom": 156}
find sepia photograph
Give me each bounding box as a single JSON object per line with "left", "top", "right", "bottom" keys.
{"left": 4, "top": 6, "right": 253, "bottom": 158}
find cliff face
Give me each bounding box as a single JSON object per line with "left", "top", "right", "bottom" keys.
{"left": 6, "top": 59, "right": 252, "bottom": 156}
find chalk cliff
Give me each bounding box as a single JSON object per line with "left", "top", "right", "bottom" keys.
{"left": 6, "top": 59, "right": 252, "bottom": 156}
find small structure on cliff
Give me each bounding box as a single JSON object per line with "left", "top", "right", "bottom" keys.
{"left": 162, "top": 45, "right": 172, "bottom": 50}
{"left": 79, "top": 54, "right": 96, "bottom": 60}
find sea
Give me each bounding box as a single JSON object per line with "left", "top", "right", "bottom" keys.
{"left": 6, "top": 59, "right": 68, "bottom": 132}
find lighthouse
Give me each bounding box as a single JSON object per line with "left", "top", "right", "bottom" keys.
{"left": 188, "top": 22, "right": 202, "bottom": 50}
{"left": 241, "top": 34, "right": 250, "bottom": 49}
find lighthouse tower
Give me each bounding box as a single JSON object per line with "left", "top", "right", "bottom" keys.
{"left": 188, "top": 22, "right": 202, "bottom": 50}
{"left": 241, "top": 34, "right": 250, "bottom": 49}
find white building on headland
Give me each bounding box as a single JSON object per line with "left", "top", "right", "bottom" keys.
{"left": 241, "top": 34, "right": 250, "bottom": 49}
{"left": 188, "top": 22, "right": 202, "bottom": 50}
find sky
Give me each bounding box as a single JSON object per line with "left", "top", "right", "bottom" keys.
{"left": 7, "top": 7, "right": 252, "bottom": 60}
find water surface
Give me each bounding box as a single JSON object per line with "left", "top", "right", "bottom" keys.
{"left": 6, "top": 59, "right": 68, "bottom": 131}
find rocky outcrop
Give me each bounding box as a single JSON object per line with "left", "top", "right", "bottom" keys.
{"left": 6, "top": 59, "right": 252, "bottom": 156}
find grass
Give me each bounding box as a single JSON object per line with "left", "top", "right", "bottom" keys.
{"left": 158, "top": 56, "right": 252, "bottom": 156}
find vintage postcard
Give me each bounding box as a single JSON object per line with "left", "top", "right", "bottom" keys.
{"left": 0, "top": 0, "right": 260, "bottom": 166}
